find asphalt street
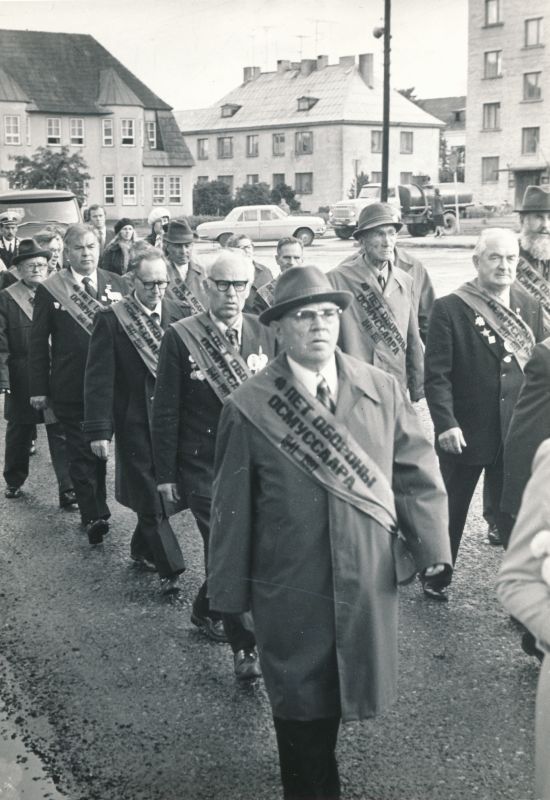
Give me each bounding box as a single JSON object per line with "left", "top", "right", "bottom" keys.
{"left": 0, "top": 239, "right": 540, "bottom": 800}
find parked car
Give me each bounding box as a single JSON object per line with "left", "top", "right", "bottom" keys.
{"left": 0, "top": 189, "right": 82, "bottom": 238}
{"left": 195, "top": 205, "right": 326, "bottom": 246}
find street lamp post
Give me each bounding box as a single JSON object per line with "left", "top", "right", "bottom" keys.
{"left": 381, "top": 0, "right": 391, "bottom": 202}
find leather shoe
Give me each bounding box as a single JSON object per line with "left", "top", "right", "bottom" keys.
{"left": 521, "top": 631, "right": 544, "bottom": 663}
{"left": 190, "top": 611, "right": 228, "bottom": 643}
{"left": 5, "top": 486, "right": 22, "bottom": 499}
{"left": 421, "top": 581, "right": 449, "bottom": 602}
{"left": 86, "top": 518, "right": 109, "bottom": 545}
{"left": 234, "top": 648, "right": 262, "bottom": 681}
{"left": 159, "top": 574, "right": 180, "bottom": 595}
{"left": 29, "top": 440, "right": 36, "bottom": 456}
{"left": 487, "top": 524, "right": 503, "bottom": 546}
{"left": 59, "top": 489, "right": 78, "bottom": 509}
{"left": 131, "top": 553, "right": 157, "bottom": 572}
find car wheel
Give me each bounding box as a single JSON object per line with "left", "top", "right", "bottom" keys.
{"left": 335, "top": 228, "right": 354, "bottom": 240}
{"left": 217, "top": 233, "right": 232, "bottom": 247}
{"left": 294, "top": 228, "right": 314, "bottom": 247}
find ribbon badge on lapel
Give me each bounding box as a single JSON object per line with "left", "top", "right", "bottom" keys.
{"left": 246, "top": 345, "right": 269, "bottom": 375}
{"left": 189, "top": 354, "right": 205, "bottom": 381}
{"left": 104, "top": 284, "right": 123, "bottom": 303}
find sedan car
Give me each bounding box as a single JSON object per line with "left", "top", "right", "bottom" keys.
{"left": 196, "top": 205, "right": 326, "bottom": 246}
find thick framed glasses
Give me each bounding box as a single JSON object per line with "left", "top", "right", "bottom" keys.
{"left": 208, "top": 278, "right": 249, "bottom": 293}
{"left": 137, "top": 279, "right": 169, "bottom": 290}
{"left": 288, "top": 308, "right": 342, "bottom": 324}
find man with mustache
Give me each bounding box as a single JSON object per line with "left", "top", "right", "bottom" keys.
{"left": 516, "top": 185, "right": 550, "bottom": 335}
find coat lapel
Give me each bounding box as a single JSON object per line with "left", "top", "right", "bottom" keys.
{"left": 334, "top": 350, "right": 382, "bottom": 420}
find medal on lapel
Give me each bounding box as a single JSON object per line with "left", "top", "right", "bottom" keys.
{"left": 189, "top": 354, "right": 205, "bottom": 381}
{"left": 104, "top": 284, "right": 123, "bottom": 303}
{"left": 246, "top": 345, "right": 269, "bottom": 375}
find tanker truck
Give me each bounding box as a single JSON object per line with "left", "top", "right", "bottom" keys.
{"left": 328, "top": 182, "right": 474, "bottom": 238}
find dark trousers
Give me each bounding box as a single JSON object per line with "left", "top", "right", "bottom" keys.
{"left": 130, "top": 511, "right": 185, "bottom": 579}
{"left": 188, "top": 492, "right": 256, "bottom": 653}
{"left": 273, "top": 716, "right": 341, "bottom": 800}
{"left": 439, "top": 451, "right": 508, "bottom": 563}
{"left": 4, "top": 421, "right": 72, "bottom": 494}
{"left": 57, "top": 414, "right": 109, "bottom": 524}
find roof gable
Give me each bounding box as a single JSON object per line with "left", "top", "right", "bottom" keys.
{"left": 0, "top": 66, "right": 29, "bottom": 103}
{"left": 97, "top": 68, "right": 143, "bottom": 108}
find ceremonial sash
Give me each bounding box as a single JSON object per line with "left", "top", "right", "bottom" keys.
{"left": 43, "top": 270, "right": 101, "bottom": 335}
{"left": 255, "top": 278, "right": 276, "bottom": 308}
{"left": 230, "top": 357, "right": 398, "bottom": 533}
{"left": 112, "top": 297, "right": 163, "bottom": 377}
{"left": 173, "top": 312, "right": 253, "bottom": 402}
{"left": 167, "top": 264, "right": 205, "bottom": 315}
{"left": 454, "top": 281, "right": 535, "bottom": 370}
{"left": 517, "top": 256, "right": 550, "bottom": 333}
{"left": 5, "top": 281, "right": 35, "bottom": 321}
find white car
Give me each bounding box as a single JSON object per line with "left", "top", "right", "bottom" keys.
{"left": 195, "top": 205, "right": 326, "bottom": 247}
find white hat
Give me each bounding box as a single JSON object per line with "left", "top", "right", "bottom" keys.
{"left": 147, "top": 207, "right": 171, "bottom": 226}
{"left": 0, "top": 210, "right": 23, "bottom": 224}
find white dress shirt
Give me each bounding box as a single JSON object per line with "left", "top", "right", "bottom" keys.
{"left": 209, "top": 312, "right": 243, "bottom": 346}
{"left": 134, "top": 292, "right": 162, "bottom": 321}
{"left": 287, "top": 354, "right": 339, "bottom": 405}
{"left": 174, "top": 263, "right": 189, "bottom": 282}
{"left": 70, "top": 267, "right": 98, "bottom": 292}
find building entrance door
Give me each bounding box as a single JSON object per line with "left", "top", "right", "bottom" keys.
{"left": 514, "top": 170, "right": 543, "bottom": 207}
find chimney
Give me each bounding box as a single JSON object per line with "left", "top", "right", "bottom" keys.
{"left": 358, "top": 53, "right": 373, "bottom": 87}
{"left": 300, "top": 58, "right": 317, "bottom": 77}
{"left": 243, "top": 66, "right": 261, "bottom": 83}
{"left": 339, "top": 55, "right": 356, "bottom": 68}
{"left": 277, "top": 59, "right": 291, "bottom": 74}
{"left": 316, "top": 54, "right": 329, "bottom": 70}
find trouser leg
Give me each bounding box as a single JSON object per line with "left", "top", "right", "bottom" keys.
{"left": 187, "top": 493, "right": 221, "bottom": 621}
{"left": 132, "top": 511, "right": 185, "bottom": 579}
{"left": 222, "top": 612, "right": 256, "bottom": 654}
{"left": 3, "top": 421, "right": 33, "bottom": 488}
{"left": 45, "top": 422, "right": 73, "bottom": 495}
{"left": 273, "top": 716, "right": 341, "bottom": 800}
{"left": 484, "top": 451, "right": 512, "bottom": 544}
{"left": 438, "top": 455, "right": 483, "bottom": 564}
{"left": 58, "top": 415, "right": 109, "bottom": 524}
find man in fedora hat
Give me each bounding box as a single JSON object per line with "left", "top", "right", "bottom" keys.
{"left": 516, "top": 185, "right": 550, "bottom": 334}
{"left": 162, "top": 219, "right": 208, "bottom": 313}
{"left": 208, "top": 265, "right": 451, "bottom": 800}
{"left": 0, "top": 210, "right": 22, "bottom": 270}
{"left": 0, "top": 238, "right": 74, "bottom": 504}
{"left": 328, "top": 203, "right": 425, "bottom": 399}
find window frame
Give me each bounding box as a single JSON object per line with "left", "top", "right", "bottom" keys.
{"left": 197, "top": 138, "right": 209, "bottom": 160}
{"left": 4, "top": 115, "right": 21, "bottom": 145}
{"left": 70, "top": 118, "right": 84, "bottom": 146}
{"left": 481, "top": 156, "right": 499, "bottom": 184}
{"left": 485, "top": 0, "right": 501, "bottom": 25}
{"left": 121, "top": 119, "right": 135, "bottom": 147}
{"left": 246, "top": 174, "right": 259, "bottom": 185}
{"left": 399, "top": 172, "right": 413, "bottom": 184}
{"left": 47, "top": 117, "right": 61, "bottom": 145}
{"left": 217, "top": 175, "right": 234, "bottom": 194}
{"left": 168, "top": 176, "right": 182, "bottom": 204}
{"left": 103, "top": 175, "right": 115, "bottom": 206}
{"left": 152, "top": 176, "right": 166, "bottom": 205}
{"left": 523, "top": 71, "right": 542, "bottom": 101}
{"left": 272, "top": 172, "right": 285, "bottom": 188}
{"left": 272, "top": 133, "right": 285, "bottom": 157}
{"left": 295, "top": 131, "right": 313, "bottom": 155}
{"left": 217, "top": 136, "right": 233, "bottom": 159}
{"left": 522, "top": 127, "right": 540, "bottom": 155}
{"left": 102, "top": 118, "right": 114, "bottom": 147}
{"left": 246, "top": 134, "right": 259, "bottom": 158}
{"left": 525, "top": 17, "right": 543, "bottom": 47}
{"left": 122, "top": 175, "right": 137, "bottom": 205}
{"left": 146, "top": 121, "right": 157, "bottom": 150}
{"left": 371, "top": 130, "right": 382, "bottom": 153}
{"left": 400, "top": 131, "right": 414, "bottom": 154}
{"left": 482, "top": 102, "right": 501, "bottom": 130}
{"left": 484, "top": 50, "right": 502, "bottom": 79}
{"left": 295, "top": 172, "right": 313, "bottom": 194}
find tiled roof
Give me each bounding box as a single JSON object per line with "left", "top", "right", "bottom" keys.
{"left": 0, "top": 28, "right": 171, "bottom": 113}
{"left": 416, "top": 96, "right": 466, "bottom": 130}
{"left": 98, "top": 68, "right": 144, "bottom": 108}
{"left": 142, "top": 112, "right": 194, "bottom": 167}
{"left": 0, "top": 66, "right": 29, "bottom": 103}
{"left": 175, "top": 61, "right": 444, "bottom": 133}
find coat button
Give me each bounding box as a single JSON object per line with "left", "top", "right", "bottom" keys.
{"left": 503, "top": 356, "right": 512, "bottom": 363}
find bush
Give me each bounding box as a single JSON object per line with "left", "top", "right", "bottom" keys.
{"left": 234, "top": 182, "right": 272, "bottom": 206}
{"left": 193, "top": 180, "right": 234, "bottom": 216}
{"left": 271, "top": 182, "right": 300, "bottom": 211}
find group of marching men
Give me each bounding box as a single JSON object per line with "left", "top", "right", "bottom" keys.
{"left": 1, "top": 185, "right": 550, "bottom": 800}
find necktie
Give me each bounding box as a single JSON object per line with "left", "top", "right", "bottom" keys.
{"left": 226, "top": 328, "right": 239, "bottom": 350}
{"left": 151, "top": 311, "right": 161, "bottom": 326}
{"left": 316, "top": 375, "right": 335, "bottom": 414}
{"left": 377, "top": 273, "right": 386, "bottom": 292}
{"left": 82, "top": 276, "right": 97, "bottom": 299}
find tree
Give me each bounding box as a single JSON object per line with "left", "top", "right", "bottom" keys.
{"left": 192, "top": 180, "right": 234, "bottom": 216}
{"left": 2, "top": 146, "right": 91, "bottom": 205}
{"left": 270, "top": 182, "right": 300, "bottom": 211}
{"left": 398, "top": 87, "right": 418, "bottom": 103}
{"left": 347, "top": 171, "right": 370, "bottom": 199}
{"left": 234, "top": 181, "right": 272, "bottom": 206}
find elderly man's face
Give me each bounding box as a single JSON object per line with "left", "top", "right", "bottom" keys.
{"left": 205, "top": 254, "right": 251, "bottom": 324}
{"left": 165, "top": 241, "right": 192, "bottom": 266}
{"left": 359, "top": 224, "right": 398, "bottom": 267}
{"left": 89, "top": 208, "right": 105, "bottom": 229}
{"left": 521, "top": 211, "right": 550, "bottom": 261}
{"left": 134, "top": 257, "right": 168, "bottom": 310}
{"left": 66, "top": 231, "right": 99, "bottom": 275}
{"left": 473, "top": 233, "right": 519, "bottom": 292}
{"left": 276, "top": 243, "right": 304, "bottom": 272}
{"left": 2, "top": 222, "right": 17, "bottom": 240}
{"left": 273, "top": 302, "right": 341, "bottom": 371}
{"left": 19, "top": 256, "right": 49, "bottom": 288}
{"left": 47, "top": 237, "right": 63, "bottom": 269}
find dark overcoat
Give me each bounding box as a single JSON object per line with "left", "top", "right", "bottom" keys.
{"left": 208, "top": 351, "right": 451, "bottom": 722}
{"left": 100, "top": 242, "right": 129, "bottom": 275}
{"left": 244, "top": 260, "right": 274, "bottom": 314}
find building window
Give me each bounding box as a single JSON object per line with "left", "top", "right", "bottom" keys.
{"left": 400, "top": 172, "right": 413, "bottom": 184}
{"left": 122, "top": 175, "right": 137, "bottom": 205}
{"left": 485, "top": 0, "right": 501, "bottom": 25}
{"left": 146, "top": 121, "right": 157, "bottom": 149}
{"left": 484, "top": 50, "right": 502, "bottom": 79}
{"left": 525, "top": 18, "right": 543, "bottom": 47}
{"left": 371, "top": 131, "right": 382, "bottom": 153}
{"left": 169, "top": 176, "right": 182, "bottom": 204}
{"left": 273, "top": 173, "right": 285, "bottom": 188}
{"left": 4, "top": 115, "right": 20, "bottom": 145}
{"left": 295, "top": 131, "right": 313, "bottom": 155}
{"left": 371, "top": 171, "right": 382, "bottom": 183}
{"left": 47, "top": 118, "right": 61, "bottom": 145}
{"left": 25, "top": 116, "right": 31, "bottom": 146}
{"left": 70, "top": 118, "right": 84, "bottom": 146}
{"left": 522, "top": 127, "right": 540, "bottom": 154}
{"left": 400, "top": 131, "right": 413, "bottom": 154}
{"left": 217, "top": 137, "right": 233, "bottom": 159}
{"left": 217, "top": 175, "right": 234, "bottom": 194}
{"left": 221, "top": 104, "right": 240, "bottom": 118}
{"left": 197, "top": 176, "right": 209, "bottom": 185}
{"left": 153, "top": 176, "right": 165, "bottom": 204}
{"left": 246, "top": 174, "right": 259, "bottom": 185}
{"left": 482, "top": 102, "right": 501, "bottom": 130}
{"left": 102, "top": 119, "right": 114, "bottom": 147}
{"left": 121, "top": 119, "right": 135, "bottom": 146}
{"left": 524, "top": 72, "right": 542, "bottom": 101}
{"left": 246, "top": 135, "right": 259, "bottom": 158}
{"left": 197, "top": 138, "right": 209, "bottom": 160}
{"left": 103, "top": 176, "right": 115, "bottom": 205}
{"left": 272, "top": 133, "right": 285, "bottom": 156}
{"left": 481, "top": 156, "right": 499, "bottom": 183}
{"left": 295, "top": 172, "right": 313, "bottom": 194}
{"left": 297, "top": 96, "right": 318, "bottom": 111}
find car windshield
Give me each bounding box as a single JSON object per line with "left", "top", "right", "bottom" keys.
{"left": 0, "top": 198, "right": 80, "bottom": 225}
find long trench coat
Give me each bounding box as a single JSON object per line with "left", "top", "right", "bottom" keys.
{"left": 208, "top": 351, "right": 450, "bottom": 722}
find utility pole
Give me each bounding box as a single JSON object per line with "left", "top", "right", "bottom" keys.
{"left": 381, "top": 0, "right": 391, "bottom": 202}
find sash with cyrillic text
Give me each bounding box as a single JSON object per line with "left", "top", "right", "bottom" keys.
{"left": 112, "top": 297, "right": 163, "bottom": 377}
{"left": 43, "top": 270, "right": 101, "bottom": 335}
{"left": 517, "top": 256, "right": 550, "bottom": 334}
{"left": 253, "top": 277, "right": 276, "bottom": 311}
{"left": 454, "top": 281, "right": 535, "bottom": 370}
{"left": 169, "top": 271, "right": 205, "bottom": 315}
{"left": 230, "top": 356, "right": 398, "bottom": 533}
{"left": 5, "top": 280, "right": 35, "bottom": 321}
{"left": 172, "top": 312, "right": 252, "bottom": 402}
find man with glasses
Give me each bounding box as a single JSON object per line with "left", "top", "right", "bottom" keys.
{"left": 225, "top": 234, "right": 273, "bottom": 314}
{"left": 208, "top": 266, "right": 450, "bottom": 800}
{"left": 152, "top": 250, "right": 276, "bottom": 677}
{"left": 83, "top": 248, "right": 187, "bottom": 593}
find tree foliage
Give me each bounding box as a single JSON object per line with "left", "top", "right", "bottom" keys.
{"left": 270, "top": 182, "right": 300, "bottom": 211}
{"left": 397, "top": 87, "right": 418, "bottom": 103}
{"left": 234, "top": 181, "right": 272, "bottom": 206}
{"left": 347, "top": 171, "right": 370, "bottom": 199}
{"left": 192, "top": 180, "right": 234, "bottom": 216}
{"left": 2, "top": 146, "right": 91, "bottom": 205}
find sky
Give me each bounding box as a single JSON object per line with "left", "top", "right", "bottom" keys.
{"left": 0, "top": 0, "right": 468, "bottom": 111}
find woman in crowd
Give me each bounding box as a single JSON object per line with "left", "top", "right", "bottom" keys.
{"left": 145, "top": 207, "right": 170, "bottom": 249}
{"left": 101, "top": 218, "right": 137, "bottom": 275}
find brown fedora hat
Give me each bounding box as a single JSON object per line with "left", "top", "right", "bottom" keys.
{"left": 12, "top": 238, "right": 51, "bottom": 266}
{"left": 353, "top": 202, "right": 402, "bottom": 239}
{"left": 517, "top": 185, "right": 550, "bottom": 213}
{"left": 164, "top": 219, "right": 194, "bottom": 244}
{"left": 259, "top": 266, "right": 352, "bottom": 325}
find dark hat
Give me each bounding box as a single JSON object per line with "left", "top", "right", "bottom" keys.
{"left": 259, "top": 266, "right": 352, "bottom": 325}
{"left": 353, "top": 202, "right": 402, "bottom": 239}
{"left": 12, "top": 238, "right": 51, "bottom": 266}
{"left": 164, "top": 219, "right": 194, "bottom": 244}
{"left": 517, "top": 185, "right": 550, "bottom": 214}
{"left": 114, "top": 217, "right": 134, "bottom": 235}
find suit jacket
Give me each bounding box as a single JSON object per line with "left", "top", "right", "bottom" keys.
{"left": 502, "top": 338, "right": 550, "bottom": 515}
{"left": 244, "top": 260, "right": 274, "bottom": 315}
{"left": 0, "top": 269, "right": 18, "bottom": 292}
{"left": 165, "top": 259, "right": 209, "bottom": 309}
{"left": 28, "top": 268, "right": 126, "bottom": 416}
{"left": 95, "top": 227, "right": 114, "bottom": 259}
{"left": 208, "top": 351, "right": 450, "bottom": 722}
{"left": 0, "top": 237, "right": 20, "bottom": 269}
{"left": 424, "top": 284, "right": 544, "bottom": 465}
{"left": 152, "top": 312, "right": 276, "bottom": 496}
{"left": 83, "top": 296, "right": 190, "bottom": 513}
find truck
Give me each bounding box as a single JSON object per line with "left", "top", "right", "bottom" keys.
{"left": 328, "top": 182, "right": 474, "bottom": 239}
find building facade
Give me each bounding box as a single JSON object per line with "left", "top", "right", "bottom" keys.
{"left": 176, "top": 55, "right": 443, "bottom": 213}
{"left": 0, "top": 29, "right": 194, "bottom": 218}
{"left": 466, "top": 0, "right": 549, "bottom": 207}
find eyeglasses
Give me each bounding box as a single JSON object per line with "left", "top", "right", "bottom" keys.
{"left": 288, "top": 308, "right": 342, "bottom": 324}
{"left": 137, "top": 279, "right": 169, "bottom": 290}
{"left": 208, "top": 278, "right": 249, "bottom": 293}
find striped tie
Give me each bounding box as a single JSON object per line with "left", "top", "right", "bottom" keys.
{"left": 316, "top": 375, "right": 335, "bottom": 414}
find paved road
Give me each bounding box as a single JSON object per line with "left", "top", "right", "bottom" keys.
{"left": 0, "top": 240, "right": 539, "bottom": 800}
